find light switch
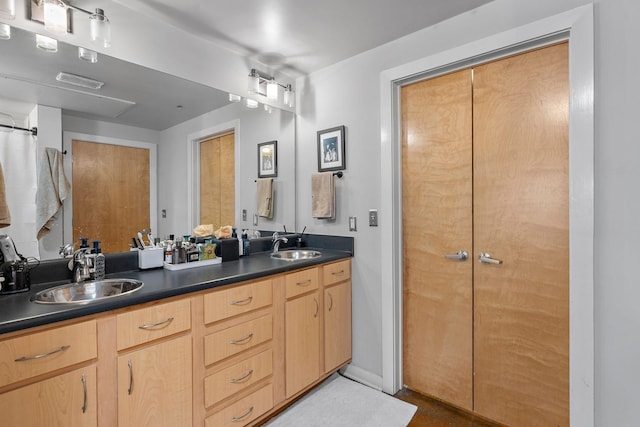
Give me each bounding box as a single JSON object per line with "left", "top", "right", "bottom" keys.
{"left": 242, "top": 209, "right": 247, "bottom": 221}
{"left": 349, "top": 216, "right": 357, "bottom": 231}
{"left": 253, "top": 214, "right": 259, "bottom": 226}
{"left": 369, "top": 209, "right": 378, "bottom": 227}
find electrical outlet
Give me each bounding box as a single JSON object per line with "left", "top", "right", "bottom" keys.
{"left": 369, "top": 209, "right": 378, "bottom": 227}
{"left": 349, "top": 216, "right": 357, "bottom": 231}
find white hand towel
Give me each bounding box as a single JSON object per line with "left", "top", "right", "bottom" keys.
{"left": 36, "top": 148, "right": 71, "bottom": 239}
{"left": 0, "top": 161, "right": 10, "bottom": 228}
{"left": 257, "top": 178, "right": 274, "bottom": 218}
{"left": 311, "top": 173, "right": 335, "bottom": 219}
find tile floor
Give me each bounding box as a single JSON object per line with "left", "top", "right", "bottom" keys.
{"left": 394, "top": 388, "right": 503, "bottom": 427}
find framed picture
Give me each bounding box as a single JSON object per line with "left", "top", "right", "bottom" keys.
{"left": 317, "top": 125, "right": 346, "bottom": 172}
{"left": 258, "top": 140, "right": 278, "bottom": 178}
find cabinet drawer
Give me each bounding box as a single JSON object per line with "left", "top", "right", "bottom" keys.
{"left": 0, "top": 320, "right": 97, "bottom": 388}
{"left": 323, "top": 259, "right": 351, "bottom": 286}
{"left": 204, "top": 279, "right": 273, "bottom": 325}
{"left": 205, "top": 384, "right": 273, "bottom": 427}
{"left": 204, "top": 349, "right": 273, "bottom": 408}
{"left": 204, "top": 314, "right": 272, "bottom": 366}
{"left": 285, "top": 267, "right": 319, "bottom": 299}
{"left": 117, "top": 298, "right": 191, "bottom": 351}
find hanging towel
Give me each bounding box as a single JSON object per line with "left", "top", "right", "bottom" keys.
{"left": 311, "top": 172, "right": 335, "bottom": 219}
{"left": 0, "top": 161, "right": 10, "bottom": 228}
{"left": 36, "top": 148, "right": 71, "bottom": 239}
{"left": 257, "top": 178, "right": 274, "bottom": 218}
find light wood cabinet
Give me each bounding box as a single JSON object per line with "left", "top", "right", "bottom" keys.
{"left": 118, "top": 334, "right": 192, "bottom": 427}
{"left": 285, "top": 290, "right": 321, "bottom": 398}
{"left": 324, "top": 280, "right": 352, "bottom": 373}
{"left": 0, "top": 365, "right": 97, "bottom": 426}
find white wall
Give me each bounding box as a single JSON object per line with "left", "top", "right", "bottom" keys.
{"left": 157, "top": 102, "right": 296, "bottom": 239}
{"left": 296, "top": 0, "right": 634, "bottom": 424}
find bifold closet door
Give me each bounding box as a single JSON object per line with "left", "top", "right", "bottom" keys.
{"left": 473, "top": 43, "right": 569, "bottom": 427}
{"left": 401, "top": 69, "right": 473, "bottom": 411}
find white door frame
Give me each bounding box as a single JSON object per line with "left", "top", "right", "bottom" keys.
{"left": 379, "top": 5, "right": 594, "bottom": 426}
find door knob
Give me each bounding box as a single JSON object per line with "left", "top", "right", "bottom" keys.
{"left": 478, "top": 252, "right": 502, "bottom": 264}
{"left": 444, "top": 250, "right": 468, "bottom": 261}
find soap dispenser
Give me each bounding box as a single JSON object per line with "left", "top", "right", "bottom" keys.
{"left": 92, "top": 240, "right": 105, "bottom": 280}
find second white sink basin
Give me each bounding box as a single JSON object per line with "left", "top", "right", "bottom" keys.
{"left": 271, "top": 250, "right": 322, "bottom": 261}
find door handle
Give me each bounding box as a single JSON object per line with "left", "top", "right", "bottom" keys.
{"left": 478, "top": 252, "right": 502, "bottom": 265}
{"left": 444, "top": 250, "right": 468, "bottom": 261}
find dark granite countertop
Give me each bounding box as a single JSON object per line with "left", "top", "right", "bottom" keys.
{"left": 0, "top": 247, "right": 352, "bottom": 335}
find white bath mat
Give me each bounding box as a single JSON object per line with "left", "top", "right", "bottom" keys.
{"left": 266, "top": 374, "right": 417, "bottom": 427}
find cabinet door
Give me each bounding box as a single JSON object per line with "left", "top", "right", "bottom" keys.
{"left": 118, "top": 334, "right": 192, "bottom": 427}
{"left": 324, "top": 281, "right": 352, "bottom": 373}
{"left": 285, "top": 291, "right": 320, "bottom": 398}
{"left": 0, "top": 365, "right": 97, "bottom": 426}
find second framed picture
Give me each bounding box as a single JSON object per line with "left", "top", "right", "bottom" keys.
{"left": 317, "top": 125, "right": 346, "bottom": 172}
{"left": 258, "top": 141, "right": 278, "bottom": 178}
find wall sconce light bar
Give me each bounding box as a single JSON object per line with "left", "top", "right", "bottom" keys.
{"left": 247, "top": 68, "right": 294, "bottom": 106}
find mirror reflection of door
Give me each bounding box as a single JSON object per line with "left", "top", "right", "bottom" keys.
{"left": 72, "top": 139, "right": 150, "bottom": 253}
{"left": 199, "top": 132, "right": 235, "bottom": 229}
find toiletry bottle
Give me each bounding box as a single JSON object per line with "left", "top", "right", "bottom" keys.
{"left": 236, "top": 229, "right": 244, "bottom": 256}
{"left": 187, "top": 237, "right": 199, "bottom": 262}
{"left": 242, "top": 230, "right": 251, "bottom": 256}
{"left": 92, "top": 240, "right": 105, "bottom": 280}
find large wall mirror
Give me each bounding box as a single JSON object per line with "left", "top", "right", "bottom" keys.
{"left": 0, "top": 26, "right": 296, "bottom": 260}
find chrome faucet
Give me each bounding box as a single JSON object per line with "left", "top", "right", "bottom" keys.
{"left": 71, "top": 248, "right": 93, "bottom": 283}
{"left": 272, "top": 232, "right": 288, "bottom": 254}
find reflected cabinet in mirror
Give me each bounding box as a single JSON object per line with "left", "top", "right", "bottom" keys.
{"left": 0, "top": 26, "right": 296, "bottom": 260}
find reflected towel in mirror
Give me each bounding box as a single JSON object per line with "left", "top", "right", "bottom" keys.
{"left": 0, "top": 161, "right": 9, "bottom": 228}
{"left": 257, "top": 178, "right": 274, "bottom": 218}
{"left": 36, "top": 148, "right": 70, "bottom": 239}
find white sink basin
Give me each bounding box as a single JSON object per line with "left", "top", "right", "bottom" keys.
{"left": 32, "top": 279, "right": 144, "bottom": 304}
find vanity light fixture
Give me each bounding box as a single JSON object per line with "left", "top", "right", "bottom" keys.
{"left": 36, "top": 34, "right": 58, "bottom": 52}
{"left": 247, "top": 68, "right": 294, "bottom": 107}
{"left": 0, "top": 23, "right": 10, "bottom": 40}
{"left": 32, "top": 0, "right": 111, "bottom": 48}
{"left": 0, "top": 0, "right": 15, "bottom": 20}
{"left": 56, "top": 72, "right": 104, "bottom": 90}
{"left": 283, "top": 84, "right": 295, "bottom": 108}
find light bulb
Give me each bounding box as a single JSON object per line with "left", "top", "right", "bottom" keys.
{"left": 266, "top": 79, "right": 278, "bottom": 100}
{"left": 90, "top": 9, "right": 111, "bottom": 48}
{"left": 248, "top": 71, "right": 260, "bottom": 94}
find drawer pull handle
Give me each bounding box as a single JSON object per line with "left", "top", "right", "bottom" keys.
{"left": 297, "top": 279, "right": 312, "bottom": 286}
{"left": 138, "top": 317, "right": 174, "bottom": 330}
{"left": 229, "top": 369, "right": 254, "bottom": 384}
{"left": 81, "top": 374, "right": 87, "bottom": 414}
{"left": 127, "top": 360, "right": 134, "bottom": 395}
{"left": 331, "top": 270, "right": 345, "bottom": 276}
{"left": 15, "top": 345, "right": 71, "bottom": 362}
{"left": 230, "top": 333, "right": 254, "bottom": 345}
{"left": 314, "top": 297, "right": 319, "bottom": 318}
{"left": 230, "top": 296, "right": 253, "bottom": 306}
{"left": 328, "top": 292, "right": 334, "bottom": 311}
{"left": 231, "top": 406, "right": 254, "bottom": 422}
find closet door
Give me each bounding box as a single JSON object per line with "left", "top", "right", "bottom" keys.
{"left": 200, "top": 133, "right": 235, "bottom": 228}
{"left": 473, "top": 43, "right": 569, "bottom": 426}
{"left": 401, "top": 69, "right": 473, "bottom": 410}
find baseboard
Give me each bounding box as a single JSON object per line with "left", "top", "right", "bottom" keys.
{"left": 339, "top": 364, "right": 383, "bottom": 391}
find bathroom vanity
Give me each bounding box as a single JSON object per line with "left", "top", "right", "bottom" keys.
{"left": 0, "top": 246, "right": 352, "bottom": 426}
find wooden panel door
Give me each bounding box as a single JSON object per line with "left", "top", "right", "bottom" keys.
{"left": 473, "top": 43, "right": 569, "bottom": 426}
{"left": 118, "top": 334, "right": 193, "bottom": 427}
{"left": 285, "top": 291, "right": 320, "bottom": 398}
{"left": 200, "top": 133, "right": 235, "bottom": 228}
{"left": 72, "top": 140, "right": 150, "bottom": 253}
{"left": 401, "top": 69, "right": 474, "bottom": 410}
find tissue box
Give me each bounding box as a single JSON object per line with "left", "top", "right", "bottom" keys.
{"left": 138, "top": 247, "right": 164, "bottom": 269}
{"left": 213, "top": 238, "right": 239, "bottom": 262}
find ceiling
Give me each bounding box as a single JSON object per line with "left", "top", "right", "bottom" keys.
{"left": 115, "top": 0, "right": 494, "bottom": 77}
{"left": 0, "top": 0, "right": 493, "bottom": 130}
